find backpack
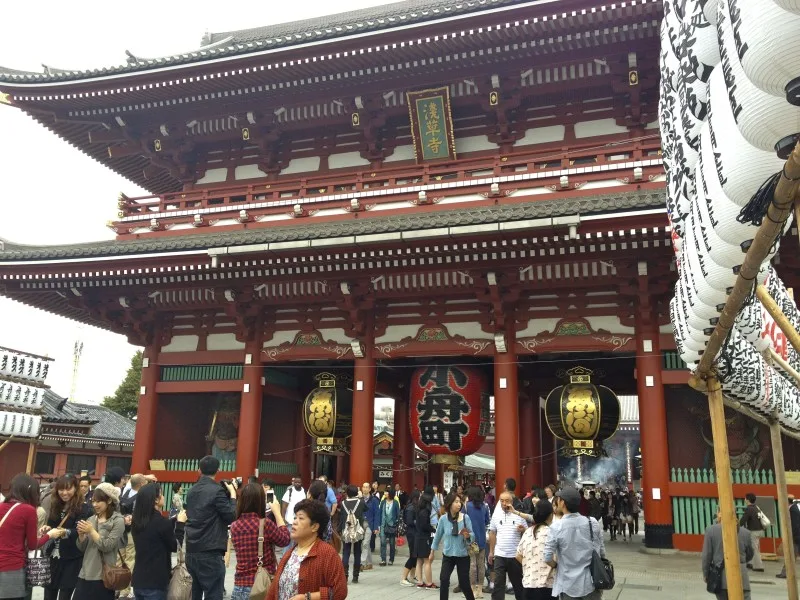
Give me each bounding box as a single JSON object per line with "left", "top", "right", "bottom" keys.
{"left": 342, "top": 500, "right": 365, "bottom": 544}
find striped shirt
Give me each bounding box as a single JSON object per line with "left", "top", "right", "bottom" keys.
{"left": 489, "top": 509, "right": 527, "bottom": 558}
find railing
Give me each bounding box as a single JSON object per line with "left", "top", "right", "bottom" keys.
{"left": 153, "top": 458, "right": 297, "bottom": 475}
{"left": 670, "top": 467, "right": 776, "bottom": 485}
{"left": 160, "top": 365, "right": 243, "bottom": 382}
{"left": 662, "top": 351, "right": 688, "bottom": 371}
{"left": 257, "top": 461, "right": 298, "bottom": 475}
{"left": 116, "top": 137, "right": 663, "bottom": 222}
{"left": 672, "top": 496, "right": 782, "bottom": 538}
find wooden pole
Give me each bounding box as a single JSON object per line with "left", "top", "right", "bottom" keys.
{"left": 770, "top": 417, "right": 799, "bottom": 600}
{"left": 766, "top": 348, "right": 800, "bottom": 387}
{"left": 756, "top": 285, "right": 800, "bottom": 357}
{"left": 25, "top": 441, "right": 36, "bottom": 474}
{"left": 0, "top": 437, "right": 13, "bottom": 453}
{"left": 707, "top": 375, "right": 744, "bottom": 600}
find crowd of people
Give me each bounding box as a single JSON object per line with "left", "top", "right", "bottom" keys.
{"left": 4, "top": 460, "right": 788, "bottom": 600}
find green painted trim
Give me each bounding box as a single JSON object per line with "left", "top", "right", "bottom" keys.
{"left": 160, "top": 365, "right": 243, "bottom": 381}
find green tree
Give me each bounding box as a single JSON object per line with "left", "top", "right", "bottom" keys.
{"left": 102, "top": 351, "right": 143, "bottom": 419}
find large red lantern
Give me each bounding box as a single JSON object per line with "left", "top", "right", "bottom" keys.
{"left": 409, "top": 365, "right": 490, "bottom": 464}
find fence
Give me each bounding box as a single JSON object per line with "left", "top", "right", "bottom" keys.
{"left": 670, "top": 467, "right": 776, "bottom": 485}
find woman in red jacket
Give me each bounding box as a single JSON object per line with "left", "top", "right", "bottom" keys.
{"left": 267, "top": 499, "right": 346, "bottom": 600}
{"left": 0, "top": 474, "right": 65, "bottom": 600}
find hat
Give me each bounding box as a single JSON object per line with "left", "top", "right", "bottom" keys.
{"left": 93, "top": 482, "right": 121, "bottom": 505}
{"left": 555, "top": 487, "right": 581, "bottom": 505}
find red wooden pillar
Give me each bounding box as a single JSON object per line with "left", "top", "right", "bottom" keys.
{"left": 393, "top": 385, "right": 414, "bottom": 493}
{"left": 636, "top": 308, "right": 674, "bottom": 549}
{"left": 294, "top": 405, "right": 312, "bottom": 482}
{"left": 519, "top": 388, "right": 541, "bottom": 493}
{"left": 494, "top": 337, "right": 520, "bottom": 499}
{"left": 132, "top": 328, "right": 162, "bottom": 474}
{"left": 236, "top": 342, "right": 263, "bottom": 478}
{"left": 350, "top": 347, "right": 376, "bottom": 486}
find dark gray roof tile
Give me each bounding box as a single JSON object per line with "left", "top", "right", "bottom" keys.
{"left": 41, "top": 390, "right": 135, "bottom": 441}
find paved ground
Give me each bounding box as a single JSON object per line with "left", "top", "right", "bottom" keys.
{"left": 34, "top": 532, "right": 790, "bottom": 599}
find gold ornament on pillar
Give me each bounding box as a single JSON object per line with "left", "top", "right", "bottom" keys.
{"left": 302, "top": 372, "right": 353, "bottom": 454}
{"left": 544, "top": 367, "right": 620, "bottom": 457}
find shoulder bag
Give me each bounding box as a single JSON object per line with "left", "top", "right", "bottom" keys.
{"left": 587, "top": 518, "right": 615, "bottom": 590}
{"left": 168, "top": 541, "right": 193, "bottom": 600}
{"left": 250, "top": 519, "right": 272, "bottom": 600}
{"left": 757, "top": 507, "right": 771, "bottom": 529}
{"left": 706, "top": 562, "right": 723, "bottom": 594}
{"left": 101, "top": 548, "right": 132, "bottom": 591}
{"left": 28, "top": 511, "right": 70, "bottom": 587}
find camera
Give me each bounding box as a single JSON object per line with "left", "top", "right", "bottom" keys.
{"left": 220, "top": 477, "right": 242, "bottom": 497}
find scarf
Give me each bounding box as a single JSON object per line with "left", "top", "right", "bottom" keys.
{"left": 447, "top": 511, "right": 460, "bottom": 536}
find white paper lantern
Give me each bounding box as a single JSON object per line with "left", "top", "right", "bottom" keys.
{"left": 773, "top": 0, "right": 800, "bottom": 15}
{"left": 689, "top": 190, "right": 744, "bottom": 269}
{"left": 0, "top": 412, "right": 41, "bottom": 438}
{"left": 725, "top": 0, "right": 800, "bottom": 98}
{"left": 681, "top": 4, "right": 720, "bottom": 83}
{"left": 718, "top": 0, "right": 800, "bottom": 153}
{"left": 670, "top": 291, "right": 704, "bottom": 365}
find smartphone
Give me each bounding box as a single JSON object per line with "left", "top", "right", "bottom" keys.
{"left": 266, "top": 491, "right": 275, "bottom": 504}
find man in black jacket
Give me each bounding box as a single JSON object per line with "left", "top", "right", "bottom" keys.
{"left": 777, "top": 495, "right": 800, "bottom": 579}
{"left": 185, "top": 455, "right": 237, "bottom": 600}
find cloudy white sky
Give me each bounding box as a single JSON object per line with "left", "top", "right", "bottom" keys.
{"left": 0, "top": 0, "right": 394, "bottom": 403}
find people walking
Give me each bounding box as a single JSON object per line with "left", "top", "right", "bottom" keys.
{"left": 516, "top": 501, "right": 555, "bottom": 600}
{"left": 464, "top": 487, "right": 490, "bottom": 598}
{"left": 184, "top": 456, "right": 237, "bottom": 600}
{"left": 488, "top": 491, "right": 526, "bottom": 600}
{"left": 360, "top": 482, "right": 379, "bottom": 572}
{"left": 44, "top": 475, "right": 91, "bottom": 600}
{"left": 777, "top": 495, "right": 800, "bottom": 579}
{"left": 170, "top": 484, "right": 184, "bottom": 519}
{"left": 544, "top": 487, "right": 606, "bottom": 600}
{"left": 739, "top": 493, "right": 765, "bottom": 572}
{"left": 630, "top": 490, "right": 640, "bottom": 536}
{"left": 379, "top": 489, "right": 400, "bottom": 566}
{"left": 266, "top": 499, "right": 347, "bottom": 600}
{"left": 0, "top": 474, "right": 66, "bottom": 600}
{"left": 431, "top": 493, "right": 476, "bottom": 600}
{"left": 339, "top": 485, "right": 366, "bottom": 584}
{"left": 702, "top": 505, "right": 754, "bottom": 600}
{"left": 230, "top": 483, "right": 289, "bottom": 600}
{"left": 74, "top": 482, "right": 126, "bottom": 600}
{"left": 130, "top": 483, "right": 186, "bottom": 600}
{"left": 400, "top": 490, "right": 421, "bottom": 587}
{"left": 415, "top": 486, "right": 437, "bottom": 589}
{"left": 118, "top": 474, "right": 146, "bottom": 599}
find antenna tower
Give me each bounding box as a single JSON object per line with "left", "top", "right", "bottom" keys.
{"left": 69, "top": 340, "right": 84, "bottom": 402}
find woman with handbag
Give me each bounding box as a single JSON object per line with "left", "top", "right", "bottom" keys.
{"left": 130, "top": 483, "right": 186, "bottom": 600}
{"left": 74, "top": 483, "right": 126, "bottom": 600}
{"left": 515, "top": 501, "right": 555, "bottom": 600}
{"left": 44, "top": 475, "right": 92, "bottom": 600}
{"left": 430, "top": 492, "right": 475, "bottom": 600}
{"left": 266, "top": 499, "right": 347, "bottom": 600}
{"left": 400, "top": 490, "right": 421, "bottom": 587}
{"left": 378, "top": 490, "right": 400, "bottom": 567}
{"left": 230, "top": 483, "right": 289, "bottom": 600}
{"left": 0, "top": 474, "right": 65, "bottom": 600}
{"left": 414, "top": 487, "right": 437, "bottom": 590}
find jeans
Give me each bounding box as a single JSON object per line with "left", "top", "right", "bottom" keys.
{"left": 342, "top": 541, "right": 362, "bottom": 577}
{"left": 524, "top": 589, "right": 553, "bottom": 600}
{"left": 404, "top": 535, "right": 418, "bottom": 569}
{"left": 185, "top": 552, "right": 226, "bottom": 600}
{"left": 440, "top": 555, "right": 475, "bottom": 600}
{"left": 469, "top": 548, "right": 486, "bottom": 587}
{"left": 491, "top": 556, "right": 523, "bottom": 600}
{"left": 134, "top": 590, "right": 167, "bottom": 600}
{"left": 119, "top": 537, "right": 137, "bottom": 597}
{"left": 380, "top": 533, "right": 396, "bottom": 563}
{"left": 230, "top": 586, "right": 252, "bottom": 600}
{"left": 361, "top": 526, "right": 373, "bottom": 565}
{"left": 44, "top": 588, "right": 75, "bottom": 600}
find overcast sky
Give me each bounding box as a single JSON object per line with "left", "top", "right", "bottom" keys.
{"left": 0, "top": 0, "right": 394, "bottom": 403}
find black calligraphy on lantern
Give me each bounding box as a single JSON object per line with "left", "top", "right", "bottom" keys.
{"left": 416, "top": 366, "right": 471, "bottom": 452}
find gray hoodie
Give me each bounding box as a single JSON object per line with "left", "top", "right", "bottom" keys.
{"left": 76, "top": 512, "right": 125, "bottom": 581}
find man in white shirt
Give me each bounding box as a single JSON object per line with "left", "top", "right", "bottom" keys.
{"left": 488, "top": 492, "right": 527, "bottom": 600}
{"left": 281, "top": 475, "right": 306, "bottom": 524}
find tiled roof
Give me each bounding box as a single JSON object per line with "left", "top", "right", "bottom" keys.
{"left": 0, "top": 189, "right": 666, "bottom": 262}
{"left": 0, "top": 0, "right": 526, "bottom": 84}
{"left": 41, "top": 390, "right": 135, "bottom": 442}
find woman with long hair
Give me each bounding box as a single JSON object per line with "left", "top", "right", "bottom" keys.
{"left": 414, "top": 485, "right": 437, "bottom": 589}
{"left": 75, "top": 483, "right": 125, "bottom": 600}
{"left": 515, "top": 501, "right": 555, "bottom": 600}
{"left": 44, "top": 475, "right": 91, "bottom": 600}
{"left": 230, "top": 483, "right": 289, "bottom": 600}
{"left": 130, "top": 483, "right": 186, "bottom": 600}
{"left": 400, "top": 490, "right": 421, "bottom": 587}
{"left": 464, "top": 486, "right": 490, "bottom": 598}
{"left": 266, "top": 499, "right": 347, "bottom": 600}
{"left": 0, "top": 474, "right": 65, "bottom": 600}
{"left": 378, "top": 489, "right": 400, "bottom": 567}
{"left": 431, "top": 492, "right": 475, "bottom": 600}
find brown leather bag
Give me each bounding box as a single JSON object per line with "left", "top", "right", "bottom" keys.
{"left": 101, "top": 550, "right": 132, "bottom": 591}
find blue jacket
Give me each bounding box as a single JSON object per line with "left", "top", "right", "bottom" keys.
{"left": 465, "top": 501, "right": 491, "bottom": 549}
{"left": 364, "top": 494, "right": 381, "bottom": 531}
{"left": 432, "top": 513, "right": 475, "bottom": 557}
{"left": 379, "top": 498, "right": 401, "bottom": 532}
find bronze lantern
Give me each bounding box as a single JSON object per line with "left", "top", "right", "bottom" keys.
{"left": 544, "top": 366, "right": 620, "bottom": 457}
{"left": 302, "top": 372, "right": 353, "bottom": 454}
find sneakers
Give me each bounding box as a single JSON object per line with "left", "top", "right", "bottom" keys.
{"left": 401, "top": 580, "right": 415, "bottom": 587}
{"left": 453, "top": 586, "right": 461, "bottom": 593}
{"left": 379, "top": 562, "right": 388, "bottom": 567}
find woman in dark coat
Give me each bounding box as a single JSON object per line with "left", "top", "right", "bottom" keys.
{"left": 45, "top": 475, "right": 92, "bottom": 600}
{"left": 415, "top": 486, "right": 437, "bottom": 589}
